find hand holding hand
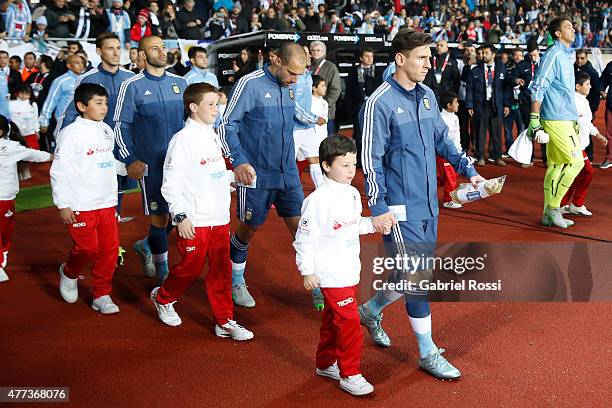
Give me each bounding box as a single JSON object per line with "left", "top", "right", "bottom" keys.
{"left": 303, "top": 275, "right": 320, "bottom": 291}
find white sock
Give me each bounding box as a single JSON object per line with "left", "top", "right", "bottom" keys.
{"left": 2, "top": 251, "right": 7, "bottom": 268}
{"left": 309, "top": 163, "right": 324, "bottom": 188}
{"left": 408, "top": 314, "right": 432, "bottom": 334}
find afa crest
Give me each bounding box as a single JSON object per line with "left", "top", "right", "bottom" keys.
{"left": 288, "top": 89, "right": 294, "bottom": 100}
{"left": 172, "top": 84, "right": 181, "bottom": 94}
{"left": 423, "top": 97, "right": 431, "bottom": 110}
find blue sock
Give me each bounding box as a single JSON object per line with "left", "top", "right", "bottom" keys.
{"left": 312, "top": 287, "right": 322, "bottom": 298}
{"left": 230, "top": 234, "right": 249, "bottom": 286}
{"left": 148, "top": 225, "right": 168, "bottom": 280}
{"left": 365, "top": 289, "right": 402, "bottom": 316}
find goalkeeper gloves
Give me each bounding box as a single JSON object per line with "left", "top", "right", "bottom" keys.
{"left": 528, "top": 112, "right": 549, "bottom": 143}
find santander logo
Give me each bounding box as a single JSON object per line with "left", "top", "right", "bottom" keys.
{"left": 200, "top": 159, "right": 207, "bottom": 165}
{"left": 87, "top": 148, "right": 94, "bottom": 156}
{"left": 333, "top": 221, "right": 342, "bottom": 230}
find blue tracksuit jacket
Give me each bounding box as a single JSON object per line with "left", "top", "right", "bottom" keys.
{"left": 58, "top": 64, "right": 134, "bottom": 131}
{"left": 39, "top": 70, "right": 78, "bottom": 127}
{"left": 219, "top": 65, "right": 301, "bottom": 189}
{"left": 113, "top": 70, "right": 187, "bottom": 169}
{"left": 293, "top": 69, "right": 318, "bottom": 130}
{"left": 359, "top": 79, "right": 479, "bottom": 220}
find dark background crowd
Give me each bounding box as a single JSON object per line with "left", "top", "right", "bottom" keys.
{"left": 0, "top": 1, "right": 609, "bottom": 47}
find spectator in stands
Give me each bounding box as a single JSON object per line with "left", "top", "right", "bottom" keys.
{"left": 0, "top": 51, "right": 22, "bottom": 95}
{"left": 309, "top": 41, "right": 341, "bottom": 136}
{"left": 146, "top": 0, "right": 162, "bottom": 36}
{"left": 184, "top": 46, "right": 218, "bottom": 87}
{"left": 176, "top": 0, "right": 202, "bottom": 39}
{"left": 32, "top": 15, "right": 48, "bottom": 40}
{"left": 346, "top": 47, "right": 381, "bottom": 168}
{"left": 228, "top": 48, "right": 256, "bottom": 84}
{"left": 21, "top": 52, "right": 38, "bottom": 82}
{"left": 130, "top": 8, "right": 152, "bottom": 46}
{"left": 262, "top": 6, "right": 281, "bottom": 31}
{"left": 285, "top": 7, "right": 305, "bottom": 32}
{"left": 71, "top": 0, "right": 109, "bottom": 39}
{"left": 106, "top": 0, "right": 131, "bottom": 48}
{"left": 322, "top": 11, "right": 345, "bottom": 33}
{"left": 5, "top": 0, "right": 32, "bottom": 43}
{"left": 204, "top": 8, "right": 231, "bottom": 40}
{"left": 45, "top": 0, "right": 76, "bottom": 38}
{"left": 160, "top": 1, "right": 178, "bottom": 38}
{"left": 301, "top": 6, "right": 319, "bottom": 32}
{"left": 249, "top": 12, "right": 262, "bottom": 32}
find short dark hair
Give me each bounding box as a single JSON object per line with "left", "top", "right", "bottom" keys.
{"left": 39, "top": 55, "right": 54, "bottom": 70}
{"left": 183, "top": 82, "right": 218, "bottom": 115}
{"left": 188, "top": 46, "right": 207, "bottom": 60}
{"left": 549, "top": 17, "right": 572, "bottom": 40}
{"left": 166, "top": 51, "right": 175, "bottom": 65}
{"left": 9, "top": 55, "right": 21, "bottom": 63}
{"left": 319, "top": 135, "right": 356, "bottom": 175}
{"left": 575, "top": 48, "right": 588, "bottom": 57}
{"left": 24, "top": 52, "right": 36, "bottom": 59}
{"left": 359, "top": 47, "right": 375, "bottom": 58}
{"left": 527, "top": 40, "right": 539, "bottom": 53}
{"left": 74, "top": 83, "right": 108, "bottom": 115}
{"left": 312, "top": 75, "right": 325, "bottom": 88}
{"left": 440, "top": 91, "right": 458, "bottom": 111}
{"left": 479, "top": 43, "right": 496, "bottom": 54}
{"left": 96, "top": 32, "right": 120, "bottom": 49}
{"left": 0, "top": 51, "right": 8, "bottom": 57}
{"left": 67, "top": 40, "right": 83, "bottom": 51}
{"left": 391, "top": 29, "right": 432, "bottom": 58}
{"left": 575, "top": 70, "right": 591, "bottom": 86}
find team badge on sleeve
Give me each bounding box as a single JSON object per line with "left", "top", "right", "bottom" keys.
{"left": 172, "top": 84, "right": 181, "bottom": 94}
{"left": 423, "top": 97, "right": 431, "bottom": 110}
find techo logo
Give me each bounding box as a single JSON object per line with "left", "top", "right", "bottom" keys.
{"left": 336, "top": 297, "right": 354, "bottom": 307}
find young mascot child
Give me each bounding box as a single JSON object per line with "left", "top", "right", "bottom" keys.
{"left": 151, "top": 83, "right": 253, "bottom": 341}
{"left": 50, "top": 84, "right": 121, "bottom": 314}
{"left": 561, "top": 71, "right": 608, "bottom": 216}
{"left": 0, "top": 116, "right": 52, "bottom": 282}
{"left": 438, "top": 91, "right": 462, "bottom": 209}
{"left": 293, "top": 135, "right": 390, "bottom": 396}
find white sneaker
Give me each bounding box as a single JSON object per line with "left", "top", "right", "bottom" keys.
{"left": 442, "top": 201, "right": 462, "bottom": 209}
{"left": 150, "top": 287, "right": 181, "bottom": 326}
{"left": 560, "top": 205, "right": 570, "bottom": 214}
{"left": 59, "top": 263, "right": 78, "bottom": 303}
{"left": 316, "top": 362, "right": 341, "bottom": 381}
{"left": 569, "top": 204, "right": 592, "bottom": 216}
{"left": 215, "top": 320, "right": 254, "bottom": 341}
{"left": 339, "top": 374, "right": 374, "bottom": 396}
{"left": 91, "top": 295, "right": 120, "bottom": 314}
{"left": 0, "top": 267, "right": 8, "bottom": 282}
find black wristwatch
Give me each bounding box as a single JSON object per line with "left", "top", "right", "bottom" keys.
{"left": 173, "top": 213, "right": 187, "bottom": 224}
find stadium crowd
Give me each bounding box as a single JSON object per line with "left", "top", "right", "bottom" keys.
{"left": 0, "top": 1, "right": 608, "bottom": 46}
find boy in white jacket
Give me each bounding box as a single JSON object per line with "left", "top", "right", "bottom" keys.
{"left": 437, "top": 92, "right": 462, "bottom": 209}
{"left": 561, "top": 72, "right": 608, "bottom": 216}
{"left": 151, "top": 83, "right": 253, "bottom": 341}
{"left": 293, "top": 135, "right": 390, "bottom": 396}
{"left": 50, "top": 84, "right": 120, "bottom": 314}
{"left": 0, "top": 116, "right": 52, "bottom": 282}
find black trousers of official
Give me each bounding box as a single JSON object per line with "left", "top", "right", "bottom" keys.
{"left": 475, "top": 100, "right": 502, "bottom": 161}
{"left": 353, "top": 105, "right": 363, "bottom": 168}
{"left": 519, "top": 101, "right": 547, "bottom": 163}
{"left": 458, "top": 100, "right": 473, "bottom": 152}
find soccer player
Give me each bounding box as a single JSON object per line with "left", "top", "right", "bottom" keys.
{"left": 114, "top": 35, "right": 187, "bottom": 280}
{"left": 528, "top": 17, "right": 583, "bottom": 228}
{"left": 358, "top": 29, "right": 484, "bottom": 379}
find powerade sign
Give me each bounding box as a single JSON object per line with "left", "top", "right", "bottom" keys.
{"left": 263, "top": 32, "right": 386, "bottom": 50}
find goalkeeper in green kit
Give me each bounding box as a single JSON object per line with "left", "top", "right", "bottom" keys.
{"left": 528, "top": 17, "right": 583, "bottom": 228}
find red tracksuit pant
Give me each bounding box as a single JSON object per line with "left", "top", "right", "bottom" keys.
{"left": 436, "top": 156, "right": 458, "bottom": 203}
{"left": 561, "top": 151, "right": 593, "bottom": 207}
{"left": 63, "top": 207, "right": 119, "bottom": 298}
{"left": 317, "top": 286, "right": 362, "bottom": 378}
{"left": 156, "top": 224, "right": 233, "bottom": 326}
{"left": 0, "top": 200, "right": 15, "bottom": 268}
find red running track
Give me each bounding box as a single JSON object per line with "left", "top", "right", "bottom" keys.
{"left": 1, "top": 116, "right": 612, "bottom": 407}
